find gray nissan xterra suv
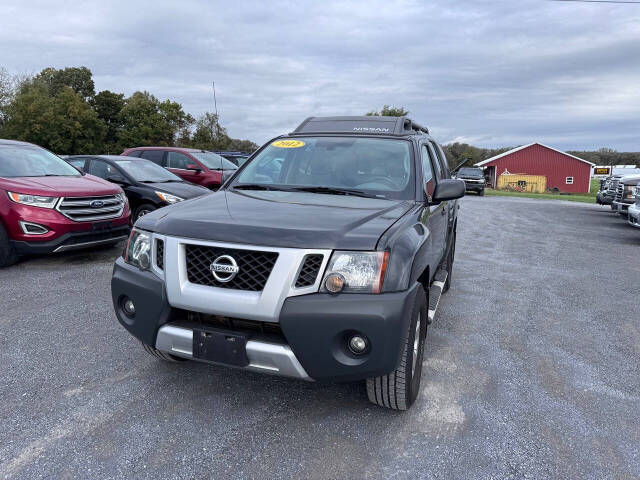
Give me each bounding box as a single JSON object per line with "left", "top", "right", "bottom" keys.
{"left": 111, "top": 116, "right": 465, "bottom": 410}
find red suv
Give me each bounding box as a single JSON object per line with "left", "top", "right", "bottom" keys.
{"left": 121, "top": 147, "right": 237, "bottom": 190}
{"left": 0, "top": 139, "right": 131, "bottom": 267}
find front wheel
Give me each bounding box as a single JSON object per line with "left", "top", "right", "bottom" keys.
{"left": 133, "top": 204, "right": 156, "bottom": 223}
{"left": 366, "top": 285, "right": 427, "bottom": 410}
{"left": 479, "top": 189, "right": 485, "bottom": 196}
{"left": 0, "top": 223, "right": 18, "bottom": 268}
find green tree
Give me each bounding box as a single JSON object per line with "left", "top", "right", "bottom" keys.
{"left": 366, "top": 105, "right": 409, "bottom": 117}
{"left": 92, "top": 90, "right": 125, "bottom": 153}
{"left": 3, "top": 83, "right": 105, "bottom": 154}
{"left": 34, "top": 66, "right": 95, "bottom": 102}
{"left": 190, "top": 112, "right": 258, "bottom": 152}
{"left": 118, "top": 91, "right": 193, "bottom": 148}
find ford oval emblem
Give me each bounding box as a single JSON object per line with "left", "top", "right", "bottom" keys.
{"left": 91, "top": 200, "right": 105, "bottom": 208}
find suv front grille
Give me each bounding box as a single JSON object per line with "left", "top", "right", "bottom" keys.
{"left": 295, "top": 254, "right": 324, "bottom": 288}
{"left": 156, "top": 239, "right": 164, "bottom": 270}
{"left": 57, "top": 195, "right": 125, "bottom": 222}
{"left": 615, "top": 184, "right": 624, "bottom": 202}
{"left": 185, "top": 244, "right": 278, "bottom": 291}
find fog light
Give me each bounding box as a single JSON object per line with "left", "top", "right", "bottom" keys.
{"left": 138, "top": 252, "right": 150, "bottom": 270}
{"left": 123, "top": 298, "right": 136, "bottom": 316}
{"left": 324, "top": 273, "right": 345, "bottom": 293}
{"left": 348, "top": 335, "right": 368, "bottom": 355}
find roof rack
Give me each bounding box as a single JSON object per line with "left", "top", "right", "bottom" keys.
{"left": 291, "top": 116, "right": 429, "bottom": 136}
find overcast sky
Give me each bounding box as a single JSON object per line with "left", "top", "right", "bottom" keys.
{"left": 1, "top": 0, "right": 639, "bottom": 150}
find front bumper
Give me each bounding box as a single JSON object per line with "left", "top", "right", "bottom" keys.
{"left": 111, "top": 258, "right": 417, "bottom": 382}
{"left": 628, "top": 203, "right": 640, "bottom": 228}
{"left": 5, "top": 200, "right": 130, "bottom": 254}
{"left": 613, "top": 201, "right": 632, "bottom": 215}
{"left": 462, "top": 181, "right": 484, "bottom": 192}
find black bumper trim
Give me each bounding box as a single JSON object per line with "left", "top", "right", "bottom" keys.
{"left": 111, "top": 258, "right": 419, "bottom": 382}
{"left": 12, "top": 226, "right": 130, "bottom": 255}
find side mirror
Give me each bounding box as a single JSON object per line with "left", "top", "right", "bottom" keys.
{"left": 432, "top": 179, "right": 465, "bottom": 202}
{"left": 186, "top": 164, "right": 202, "bottom": 173}
{"left": 107, "top": 175, "right": 129, "bottom": 186}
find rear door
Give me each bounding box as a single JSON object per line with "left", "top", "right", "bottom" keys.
{"left": 166, "top": 151, "right": 203, "bottom": 185}
{"left": 426, "top": 142, "right": 448, "bottom": 266}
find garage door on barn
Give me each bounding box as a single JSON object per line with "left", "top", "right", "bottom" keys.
{"left": 475, "top": 143, "right": 595, "bottom": 194}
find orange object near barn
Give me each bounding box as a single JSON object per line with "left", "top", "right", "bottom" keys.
{"left": 497, "top": 174, "right": 547, "bottom": 193}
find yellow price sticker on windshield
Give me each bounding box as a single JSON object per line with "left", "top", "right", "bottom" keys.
{"left": 272, "top": 140, "right": 305, "bottom": 148}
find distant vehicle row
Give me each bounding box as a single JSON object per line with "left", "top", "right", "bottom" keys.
{"left": 122, "top": 147, "right": 238, "bottom": 190}
{"left": 1, "top": 140, "right": 253, "bottom": 267}
{"left": 596, "top": 174, "right": 640, "bottom": 228}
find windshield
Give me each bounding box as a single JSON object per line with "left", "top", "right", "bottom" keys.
{"left": 233, "top": 137, "right": 414, "bottom": 199}
{"left": 0, "top": 144, "right": 81, "bottom": 178}
{"left": 191, "top": 152, "right": 238, "bottom": 170}
{"left": 116, "top": 159, "right": 182, "bottom": 182}
{"left": 458, "top": 168, "right": 483, "bottom": 177}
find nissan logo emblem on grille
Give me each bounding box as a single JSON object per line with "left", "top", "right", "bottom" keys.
{"left": 210, "top": 255, "right": 240, "bottom": 283}
{"left": 90, "top": 200, "right": 105, "bottom": 208}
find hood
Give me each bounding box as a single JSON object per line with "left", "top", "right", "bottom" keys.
{"left": 621, "top": 175, "right": 640, "bottom": 185}
{"left": 0, "top": 174, "right": 121, "bottom": 196}
{"left": 137, "top": 189, "right": 414, "bottom": 250}
{"left": 143, "top": 181, "right": 211, "bottom": 200}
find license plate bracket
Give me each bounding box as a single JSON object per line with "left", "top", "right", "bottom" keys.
{"left": 192, "top": 328, "right": 249, "bottom": 367}
{"left": 92, "top": 220, "right": 113, "bottom": 231}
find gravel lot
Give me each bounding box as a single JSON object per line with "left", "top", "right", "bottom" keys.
{"left": 1, "top": 196, "right": 639, "bottom": 480}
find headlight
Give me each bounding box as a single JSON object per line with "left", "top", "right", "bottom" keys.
{"left": 155, "top": 191, "right": 183, "bottom": 204}
{"left": 124, "top": 228, "right": 152, "bottom": 270}
{"left": 321, "top": 251, "right": 389, "bottom": 294}
{"left": 7, "top": 192, "right": 58, "bottom": 209}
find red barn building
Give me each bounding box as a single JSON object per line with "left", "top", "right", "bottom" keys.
{"left": 475, "top": 143, "right": 594, "bottom": 193}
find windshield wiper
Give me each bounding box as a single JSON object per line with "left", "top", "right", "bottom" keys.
{"left": 139, "top": 180, "right": 177, "bottom": 183}
{"left": 289, "top": 186, "right": 384, "bottom": 199}
{"left": 233, "top": 184, "right": 294, "bottom": 192}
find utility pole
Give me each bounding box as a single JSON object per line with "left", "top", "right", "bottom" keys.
{"left": 212, "top": 81, "right": 218, "bottom": 119}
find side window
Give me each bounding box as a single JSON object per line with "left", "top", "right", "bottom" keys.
{"left": 430, "top": 142, "right": 449, "bottom": 179}
{"left": 420, "top": 145, "right": 436, "bottom": 198}
{"left": 68, "top": 158, "right": 87, "bottom": 171}
{"left": 167, "top": 151, "right": 193, "bottom": 169}
{"left": 140, "top": 150, "right": 165, "bottom": 166}
{"left": 88, "top": 160, "right": 116, "bottom": 179}
{"left": 433, "top": 143, "right": 451, "bottom": 178}
{"left": 126, "top": 150, "right": 142, "bottom": 158}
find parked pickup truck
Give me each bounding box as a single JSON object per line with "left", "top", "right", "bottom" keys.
{"left": 613, "top": 174, "right": 640, "bottom": 216}
{"left": 455, "top": 167, "right": 485, "bottom": 195}
{"left": 111, "top": 116, "right": 465, "bottom": 410}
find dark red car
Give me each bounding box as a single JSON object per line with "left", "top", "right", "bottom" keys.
{"left": 0, "top": 139, "right": 131, "bottom": 267}
{"left": 121, "top": 147, "right": 237, "bottom": 190}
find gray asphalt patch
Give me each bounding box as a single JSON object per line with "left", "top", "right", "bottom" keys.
{"left": 1, "top": 196, "right": 638, "bottom": 479}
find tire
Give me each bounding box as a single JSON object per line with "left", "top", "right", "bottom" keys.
{"left": 479, "top": 189, "right": 485, "bottom": 196}
{"left": 134, "top": 204, "right": 156, "bottom": 223}
{"left": 0, "top": 223, "right": 18, "bottom": 268}
{"left": 443, "top": 231, "right": 456, "bottom": 293}
{"left": 141, "top": 342, "right": 186, "bottom": 362}
{"left": 366, "top": 285, "right": 427, "bottom": 410}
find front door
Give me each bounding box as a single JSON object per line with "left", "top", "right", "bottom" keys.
{"left": 166, "top": 151, "right": 203, "bottom": 185}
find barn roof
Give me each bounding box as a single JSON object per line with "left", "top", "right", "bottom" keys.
{"left": 474, "top": 143, "right": 595, "bottom": 167}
